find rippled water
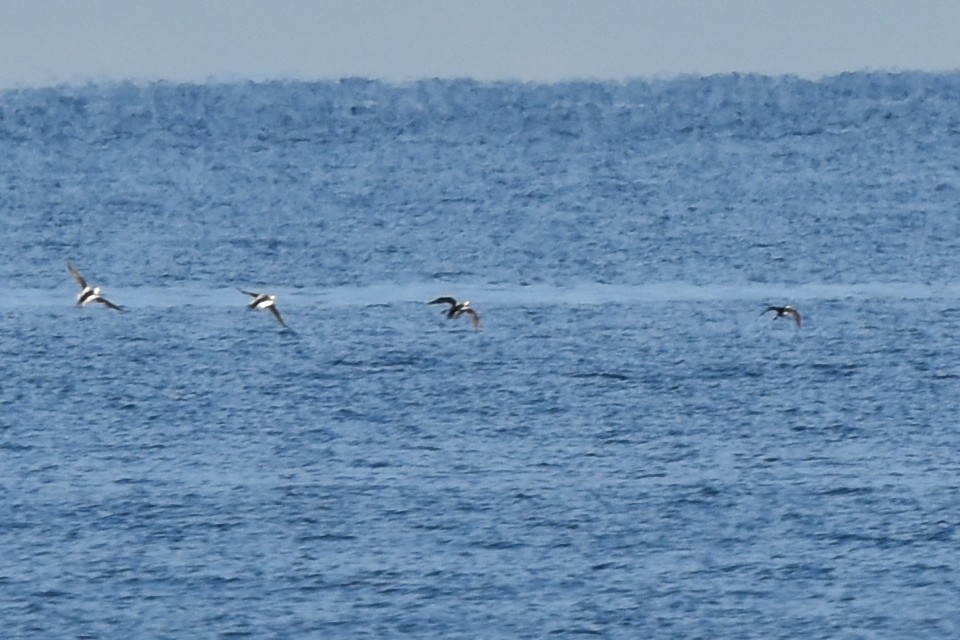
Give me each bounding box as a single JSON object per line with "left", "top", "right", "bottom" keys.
{"left": 2, "top": 74, "right": 959, "bottom": 638}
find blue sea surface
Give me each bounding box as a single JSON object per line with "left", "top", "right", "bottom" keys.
{"left": 2, "top": 73, "right": 960, "bottom": 638}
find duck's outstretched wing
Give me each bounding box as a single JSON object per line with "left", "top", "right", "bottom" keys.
{"left": 428, "top": 296, "right": 457, "bottom": 307}
{"left": 786, "top": 308, "right": 802, "bottom": 327}
{"left": 268, "top": 304, "right": 288, "bottom": 328}
{"left": 237, "top": 288, "right": 260, "bottom": 298}
{"left": 97, "top": 296, "right": 124, "bottom": 312}
{"left": 67, "top": 262, "right": 87, "bottom": 288}
{"left": 461, "top": 307, "right": 481, "bottom": 330}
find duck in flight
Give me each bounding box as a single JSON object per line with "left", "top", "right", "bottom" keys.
{"left": 759, "top": 304, "right": 802, "bottom": 328}
{"left": 238, "top": 288, "right": 288, "bottom": 328}
{"left": 429, "top": 296, "right": 481, "bottom": 330}
{"left": 67, "top": 261, "right": 123, "bottom": 311}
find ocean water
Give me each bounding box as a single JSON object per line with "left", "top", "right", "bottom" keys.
{"left": 1, "top": 73, "right": 959, "bottom": 638}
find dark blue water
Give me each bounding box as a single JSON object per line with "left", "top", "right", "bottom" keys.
{"left": 2, "top": 74, "right": 960, "bottom": 638}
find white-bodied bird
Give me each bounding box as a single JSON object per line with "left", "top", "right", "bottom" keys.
{"left": 67, "top": 261, "right": 123, "bottom": 311}
{"left": 238, "top": 288, "right": 288, "bottom": 328}
{"left": 759, "top": 304, "right": 801, "bottom": 328}
{"left": 429, "top": 296, "right": 481, "bottom": 330}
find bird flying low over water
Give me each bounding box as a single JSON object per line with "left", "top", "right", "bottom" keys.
{"left": 67, "top": 261, "right": 123, "bottom": 311}
{"left": 238, "top": 288, "right": 287, "bottom": 328}
{"left": 759, "top": 304, "right": 802, "bottom": 328}
{"left": 429, "top": 296, "right": 481, "bottom": 330}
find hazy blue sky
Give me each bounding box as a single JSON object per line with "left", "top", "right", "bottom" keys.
{"left": 2, "top": 0, "right": 958, "bottom": 87}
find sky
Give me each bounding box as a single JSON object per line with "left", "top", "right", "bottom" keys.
{"left": 1, "top": 0, "right": 959, "bottom": 88}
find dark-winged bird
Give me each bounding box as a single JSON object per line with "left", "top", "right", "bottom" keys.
{"left": 238, "top": 288, "right": 288, "bottom": 328}
{"left": 429, "top": 296, "right": 481, "bottom": 331}
{"left": 67, "top": 261, "right": 123, "bottom": 311}
{"left": 759, "top": 304, "right": 801, "bottom": 328}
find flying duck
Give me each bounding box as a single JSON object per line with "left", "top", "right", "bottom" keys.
{"left": 759, "top": 304, "right": 801, "bottom": 328}
{"left": 429, "top": 296, "right": 481, "bottom": 330}
{"left": 67, "top": 261, "right": 123, "bottom": 311}
{"left": 238, "top": 288, "right": 288, "bottom": 327}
